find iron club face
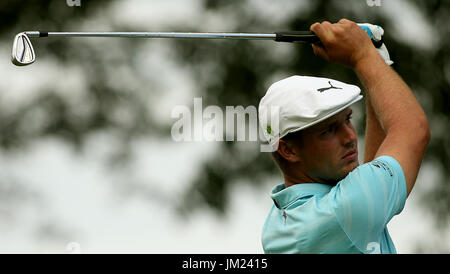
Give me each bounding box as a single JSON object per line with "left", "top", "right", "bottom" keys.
{"left": 11, "top": 32, "right": 36, "bottom": 66}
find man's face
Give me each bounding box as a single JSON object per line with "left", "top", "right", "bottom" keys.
{"left": 294, "top": 107, "right": 359, "bottom": 185}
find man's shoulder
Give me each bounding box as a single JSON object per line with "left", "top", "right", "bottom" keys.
{"left": 348, "top": 155, "right": 403, "bottom": 178}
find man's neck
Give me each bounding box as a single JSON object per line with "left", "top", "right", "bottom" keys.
{"left": 283, "top": 173, "right": 315, "bottom": 188}
{"left": 283, "top": 172, "right": 339, "bottom": 188}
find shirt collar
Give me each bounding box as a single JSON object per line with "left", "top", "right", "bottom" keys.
{"left": 270, "top": 183, "right": 332, "bottom": 209}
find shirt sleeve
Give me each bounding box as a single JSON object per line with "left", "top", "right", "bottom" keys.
{"left": 329, "top": 155, "right": 407, "bottom": 253}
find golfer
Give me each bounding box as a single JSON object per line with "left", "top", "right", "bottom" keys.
{"left": 259, "top": 19, "right": 430, "bottom": 254}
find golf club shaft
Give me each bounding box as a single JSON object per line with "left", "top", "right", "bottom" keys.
{"left": 23, "top": 31, "right": 319, "bottom": 43}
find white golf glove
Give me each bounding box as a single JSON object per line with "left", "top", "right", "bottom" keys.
{"left": 358, "top": 23, "right": 394, "bottom": 66}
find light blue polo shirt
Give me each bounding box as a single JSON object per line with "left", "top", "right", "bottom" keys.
{"left": 262, "top": 155, "right": 407, "bottom": 254}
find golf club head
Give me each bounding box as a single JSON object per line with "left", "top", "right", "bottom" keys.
{"left": 11, "top": 32, "right": 35, "bottom": 66}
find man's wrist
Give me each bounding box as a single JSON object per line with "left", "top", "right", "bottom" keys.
{"left": 353, "top": 49, "right": 386, "bottom": 73}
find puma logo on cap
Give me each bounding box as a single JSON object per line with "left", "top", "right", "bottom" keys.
{"left": 317, "top": 81, "right": 343, "bottom": 93}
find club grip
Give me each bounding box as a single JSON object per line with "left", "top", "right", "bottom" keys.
{"left": 275, "top": 31, "right": 319, "bottom": 43}
{"left": 275, "top": 30, "right": 383, "bottom": 48}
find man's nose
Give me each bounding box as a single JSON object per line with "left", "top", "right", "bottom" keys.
{"left": 340, "top": 124, "right": 357, "bottom": 147}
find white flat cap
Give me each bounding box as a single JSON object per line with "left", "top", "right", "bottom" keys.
{"left": 258, "top": 75, "right": 362, "bottom": 149}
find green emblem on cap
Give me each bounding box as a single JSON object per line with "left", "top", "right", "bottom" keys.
{"left": 267, "top": 125, "right": 272, "bottom": 134}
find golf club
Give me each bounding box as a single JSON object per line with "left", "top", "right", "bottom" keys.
{"left": 11, "top": 29, "right": 383, "bottom": 66}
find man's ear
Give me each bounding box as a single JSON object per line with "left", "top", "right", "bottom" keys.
{"left": 277, "top": 139, "right": 301, "bottom": 163}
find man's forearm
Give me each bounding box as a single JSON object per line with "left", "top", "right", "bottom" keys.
{"left": 354, "top": 51, "right": 428, "bottom": 136}
{"left": 364, "top": 96, "right": 386, "bottom": 163}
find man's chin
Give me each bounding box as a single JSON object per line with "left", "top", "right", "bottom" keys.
{"left": 343, "top": 160, "right": 359, "bottom": 175}
{"left": 335, "top": 160, "right": 360, "bottom": 183}
{"left": 319, "top": 161, "right": 360, "bottom": 186}
{"left": 347, "top": 160, "right": 360, "bottom": 171}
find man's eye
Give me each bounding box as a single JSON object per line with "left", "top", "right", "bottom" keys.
{"left": 346, "top": 116, "right": 353, "bottom": 123}
{"left": 322, "top": 127, "right": 334, "bottom": 135}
